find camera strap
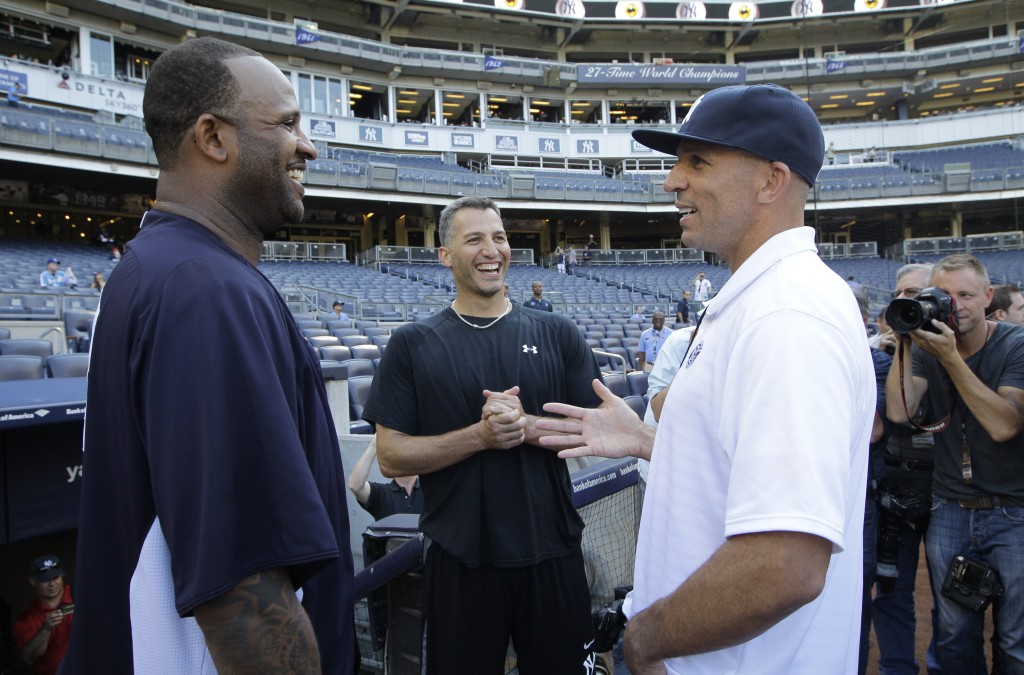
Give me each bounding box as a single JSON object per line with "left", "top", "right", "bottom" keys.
{"left": 897, "top": 339, "right": 954, "bottom": 434}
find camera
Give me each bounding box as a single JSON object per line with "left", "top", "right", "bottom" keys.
{"left": 885, "top": 287, "right": 958, "bottom": 335}
{"left": 878, "top": 485, "right": 930, "bottom": 527}
{"left": 875, "top": 509, "right": 904, "bottom": 591}
{"left": 59, "top": 603, "right": 74, "bottom": 615}
{"left": 591, "top": 585, "right": 631, "bottom": 653}
{"left": 941, "top": 555, "right": 1003, "bottom": 612}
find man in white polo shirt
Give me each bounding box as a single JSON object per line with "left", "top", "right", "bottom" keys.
{"left": 539, "top": 83, "right": 875, "bottom": 675}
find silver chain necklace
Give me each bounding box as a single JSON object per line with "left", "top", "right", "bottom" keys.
{"left": 450, "top": 298, "right": 512, "bottom": 330}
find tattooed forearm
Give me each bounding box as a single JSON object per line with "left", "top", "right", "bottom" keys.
{"left": 194, "top": 567, "right": 321, "bottom": 674}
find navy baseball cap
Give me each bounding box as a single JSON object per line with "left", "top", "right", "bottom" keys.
{"left": 46, "top": 257, "right": 60, "bottom": 265}
{"left": 29, "top": 555, "right": 64, "bottom": 581}
{"left": 632, "top": 83, "right": 825, "bottom": 187}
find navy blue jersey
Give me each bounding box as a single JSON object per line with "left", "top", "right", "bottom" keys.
{"left": 363, "top": 304, "right": 601, "bottom": 567}
{"left": 63, "top": 211, "right": 355, "bottom": 673}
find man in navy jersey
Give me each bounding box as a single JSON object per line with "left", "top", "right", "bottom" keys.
{"left": 62, "top": 37, "right": 356, "bottom": 673}
{"left": 364, "top": 196, "right": 602, "bottom": 674}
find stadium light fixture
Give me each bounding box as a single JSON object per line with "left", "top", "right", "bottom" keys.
{"left": 445, "top": 93, "right": 466, "bottom": 99}
{"left": 400, "top": 90, "right": 419, "bottom": 95}
{"left": 933, "top": 92, "right": 954, "bottom": 98}
{"left": 728, "top": 2, "right": 758, "bottom": 21}
{"left": 829, "top": 94, "right": 849, "bottom": 99}
{"left": 820, "top": 103, "right": 839, "bottom": 108}
{"left": 856, "top": 101, "right": 874, "bottom": 106}
{"left": 352, "top": 84, "right": 373, "bottom": 91}
{"left": 866, "top": 92, "right": 886, "bottom": 97}
{"left": 939, "top": 83, "right": 960, "bottom": 89}
{"left": 973, "top": 87, "right": 995, "bottom": 93}
{"left": 982, "top": 77, "right": 1003, "bottom": 84}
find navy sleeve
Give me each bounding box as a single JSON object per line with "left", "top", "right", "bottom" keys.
{"left": 134, "top": 260, "right": 339, "bottom": 616}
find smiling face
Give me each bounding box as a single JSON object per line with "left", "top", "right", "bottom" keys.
{"left": 663, "top": 140, "right": 771, "bottom": 267}
{"left": 439, "top": 207, "right": 510, "bottom": 304}
{"left": 223, "top": 56, "right": 316, "bottom": 236}
{"left": 30, "top": 575, "right": 65, "bottom": 605}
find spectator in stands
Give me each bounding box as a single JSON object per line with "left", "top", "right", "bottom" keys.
{"left": 987, "top": 283, "right": 1024, "bottom": 325}
{"left": 826, "top": 141, "right": 836, "bottom": 165}
{"left": 567, "top": 245, "right": 577, "bottom": 272}
{"left": 635, "top": 310, "right": 671, "bottom": 373}
{"left": 364, "top": 195, "right": 602, "bottom": 674}
{"left": 39, "top": 258, "right": 67, "bottom": 287}
{"left": 89, "top": 272, "right": 105, "bottom": 292}
{"left": 14, "top": 554, "right": 74, "bottom": 675}
{"left": 555, "top": 246, "right": 566, "bottom": 274}
{"left": 676, "top": 290, "right": 691, "bottom": 325}
{"left": 847, "top": 274, "right": 863, "bottom": 289}
{"left": 584, "top": 233, "right": 596, "bottom": 264}
{"left": 64, "top": 37, "right": 357, "bottom": 673}
{"left": 630, "top": 305, "right": 645, "bottom": 321}
{"left": 692, "top": 271, "right": 712, "bottom": 303}
{"left": 885, "top": 253, "right": 1024, "bottom": 674}
{"left": 539, "top": 83, "right": 873, "bottom": 673}
{"left": 523, "top": 281, "right": 553, "bottom": 312}
{"left": 94, "top": 225, "right": 116, "bottom": 249}
{"left": 331, "top": 300, "right": 349, "bottom": 321}
{"left": 871, "top": 262, "right": 941, "bottom": 675}
{"left": 7, "top": 80, "right": 23, "bottom": 107}
{"left": 347, "top": 436, "right": 423, "bottom": 520}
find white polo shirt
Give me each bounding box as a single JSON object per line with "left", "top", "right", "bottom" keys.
{"left": 631, "top": 226, "right": 874, "bottom": 675}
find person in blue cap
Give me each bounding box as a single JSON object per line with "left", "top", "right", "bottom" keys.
{"left": 539, "top": 83, "right": 874, "bottom": 675}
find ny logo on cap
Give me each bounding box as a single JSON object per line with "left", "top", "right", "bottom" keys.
{"left": 681, "top": 94, "right": 706, "bottom": 125}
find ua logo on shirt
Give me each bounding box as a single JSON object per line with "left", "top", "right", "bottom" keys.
{"left": 522, "top": 344, "right": 538, "bottom": 354}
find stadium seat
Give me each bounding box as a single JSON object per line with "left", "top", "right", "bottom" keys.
{"left": 320, "top": 345, "right": 353, "bottom": 362}
{"left": 339, "top": 358, "right": 375, "bottom": 378}
{"left": 332, "top": 328, "right": 361, "bottom": 339}
{"left": 0, "top": 338, "right": 54, "bottom": 358}
{"left": 370, "top": 335, "right": 390, "bottom": 349}
{"left": 64, "top": 310, "right": 95, "bottom": 353}
{"left": 361, "top": 327, "right": 390, "bottom": 338}
{"left": 599, "top": 337, "right": 622, "bottom": 350}
{"left": 602, "top": 371, "right": 628, "bottom": 398}
{"left": 47, "top": 353, "right": 89, "bottom": 378}
{"left": 0, "top": 327, "right": 9, "bottom": 340}
{"left": 308, "top": 335, "right": 340, "bottom": 350}
{"left": 350, "top": 344, "right": 382, "bottom": 361}
{"left": 354, "top": 320, "right": 379, "bottom": 329}
{"left": 341, "top": 335, "right": 371, "bottom": 348}
{"left": 626, "top": 370, "right": 649, "bottom": 397}
{"left": 622, "top": 395, "right": 646, "bottom": 419}
{"left": 348, "top": 375, "right": 374, "bottom": 434}
{"left": 604, "top": 347, "right": 633, "bottom": 372}
{"left": 326, "top": 319, "right": 355, "bottom": 331}
{"left": 0, "top": 355, "right": 45, "bottom": 381}
{"left": 302, "top": 328, "right": 330, "bottom": 339}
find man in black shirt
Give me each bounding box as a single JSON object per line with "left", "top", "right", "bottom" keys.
{"left": 347, "top": 436, "right": 423, "bottom": 519}
{"left": 364, "top": 196, "right": 601, "bottom": 674}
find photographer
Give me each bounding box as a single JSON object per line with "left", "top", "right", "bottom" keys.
{"left": 873, "top": 263, "right": 942, "bottom": 675}
{"left": 885, "top": 253, "right": 1024, "bottom": 673}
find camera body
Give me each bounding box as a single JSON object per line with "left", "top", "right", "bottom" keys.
{"left": 878, "top": 485, "right": 930, "bottom": 526}
{"left": 886, "top": 286, "right": 959, "bottom": 335}
{"left": 941, "top": 555, "right": 1003, "bottom": 612}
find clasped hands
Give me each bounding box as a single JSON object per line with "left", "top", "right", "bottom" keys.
{"left": 478, "top": 379, "right": 647, "bottom": 459}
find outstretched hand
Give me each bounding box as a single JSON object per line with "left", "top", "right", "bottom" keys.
{"left": 536, "top": 379, "right": 648, "bottom": 459}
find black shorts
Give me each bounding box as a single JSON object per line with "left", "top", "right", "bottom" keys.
{"left": 423, "top": 545, "right": 595, "bottom": 674}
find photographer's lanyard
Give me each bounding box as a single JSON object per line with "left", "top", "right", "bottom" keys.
{"left": 897, "top": 339, "right": 954, "bottom": 435}
{"left": 956, "top": 321, "right": 992, "bottom": 485}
